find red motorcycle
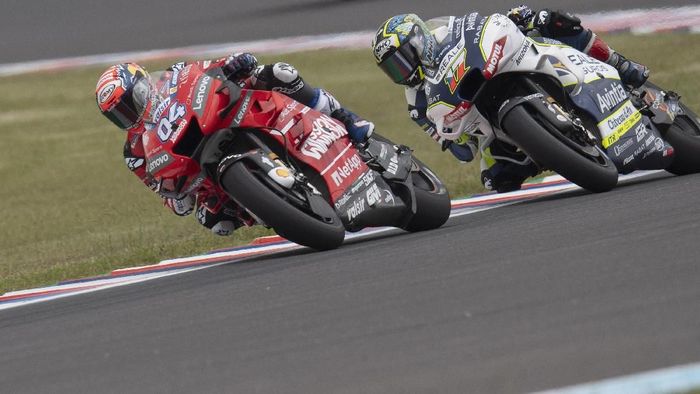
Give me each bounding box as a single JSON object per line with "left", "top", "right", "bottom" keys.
{"left": 142, "top": 63, "right": 451, "bottom": 250}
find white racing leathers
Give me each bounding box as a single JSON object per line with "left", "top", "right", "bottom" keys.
{"left": 418, "top": 12, "right": 673, "bottom": 177}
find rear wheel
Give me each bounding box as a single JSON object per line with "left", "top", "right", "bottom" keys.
{"left": 502, "top": 105, "right": 618, "bottom": 193}
{"left": 220, "top": 161, "right": 345, "bottom": 251}
{"left": 402, "top": 159, "right": 451, "bottom": 232}
{"left": 664, "top": 103, "right": 700, "bottom": 175}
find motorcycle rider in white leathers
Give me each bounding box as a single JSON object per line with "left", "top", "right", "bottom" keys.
{"left": 371, "top": 5, "right": 649, "bottom": 192}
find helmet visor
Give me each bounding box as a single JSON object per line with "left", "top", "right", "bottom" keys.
{"left": 131, "top": 77, "right": 151, "bottom": 117}
{"left": 103, "top": 98, "right": 142, "bottom": 129}
{"left": 378, "top": 44, "right": 420, "bottom": 84}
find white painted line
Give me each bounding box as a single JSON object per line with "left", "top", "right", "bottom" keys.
{"left": 534, "top": 362, "right": 700, "bottom": 394}
{"left": 0, "top": 31, "right": 372, "bottom": 77}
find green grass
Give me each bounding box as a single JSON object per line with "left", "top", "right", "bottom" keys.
{"left": 1, "top": 34, "right": 700, "bottom": 293}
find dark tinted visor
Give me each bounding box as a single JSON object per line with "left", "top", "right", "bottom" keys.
{"left": 378, "top": 44, "right": 420, "bottom": 84}
{"left": 103, "top": 98, "right": 142, "bottom": 129}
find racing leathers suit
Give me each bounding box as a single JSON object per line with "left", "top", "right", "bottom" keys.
{"left": 123, "top": 54, "right": 373, "bottom": 235}
{"left": 406, "top": 6, "right": 649, "bottom": 193}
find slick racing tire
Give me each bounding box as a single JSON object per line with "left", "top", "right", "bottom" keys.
{"left": 220, "top": 161, "right": 345, "bottom": 251}
{"left": 663, "top": 102, "right": 700, "bottom": 175}
{"left": 502, "top": 105, "right": 618, "bottom": 193}
{"left": 402, "top": 158, "right": 451, "bottom": 232}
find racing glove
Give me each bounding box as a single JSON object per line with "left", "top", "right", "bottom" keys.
{"left": 164, "top": 195, "right": 196, "bottom": 216}
{"left": 528, "top": 9, "right": 584, "bottom": 37}
{"left": 507, "top": 5, "right": 535, "bottom": 28}
{"left": 442, "top": 133, "right": 477, "bottom": 162}
{"left": 223, "top": 53, "right": 258, "bottom": 80}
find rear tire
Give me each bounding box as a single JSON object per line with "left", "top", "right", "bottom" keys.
{"left": 664, "top": 103, "right": 700, "bottom": 175}
{"left": 502, "top": 105, "right": 618, "bottom": 193}
{"left": 403, "top": 159, "right": 451, "bottom": 232}
{"left": 220, "top": 162, "right": 345, "bottom": 251}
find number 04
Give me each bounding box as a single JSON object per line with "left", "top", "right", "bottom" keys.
{"left": 158, "top": 103, "right": 186, "bottom": 141}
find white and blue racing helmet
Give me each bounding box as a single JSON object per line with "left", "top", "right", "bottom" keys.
{"left": 371, "top": 14, "right": 437, "bottom": 87}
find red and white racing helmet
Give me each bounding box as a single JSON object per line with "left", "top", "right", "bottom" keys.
{"left": 95, "top": 63, "right": 153, "bottom": 130}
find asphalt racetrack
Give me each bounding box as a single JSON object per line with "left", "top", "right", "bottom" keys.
{"left": 2, "top": 173, "right": 700, "bottom": 392}
{"left": 2, "top": 1, "right": 700, "bottom": 393}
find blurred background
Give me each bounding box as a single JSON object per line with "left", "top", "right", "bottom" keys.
{"left": 1, "top": 0, "right": 698, "bottom": 62}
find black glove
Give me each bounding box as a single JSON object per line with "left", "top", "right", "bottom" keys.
{"left": 531, "top": 9, "right": 584, "bottom": 37}
{"left": 223, "top": 53, "right": 258, "bottom": 80}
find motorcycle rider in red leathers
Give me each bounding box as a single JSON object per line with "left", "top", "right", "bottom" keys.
{"left": 372, "top": 5, "right": 650, "bottom": 193}
{"left": 96, "top": 54, "right": 374, "bottom": 235}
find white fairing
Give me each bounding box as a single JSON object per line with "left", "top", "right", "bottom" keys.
{"left": 430, "top": 13, "right": 620, "bottom": 146}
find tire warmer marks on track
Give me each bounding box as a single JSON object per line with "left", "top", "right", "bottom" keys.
{"left": 0, "top": 6, "right": 698, "bottom": 77}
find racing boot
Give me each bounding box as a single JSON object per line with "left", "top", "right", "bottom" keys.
{"left": 608, "top": 52, "right": 650, "bottom": 88}
{"left": 310, "top": 88, "right": 374, "bottom": 142}
{"left": 331, "top": 108, "right": 375, "bottom": 142}
{"left": 585, "top": 33, "right": 650, "bottom": 88}
{"left": 480, "top": 161, "right": 539, "bottom": 193}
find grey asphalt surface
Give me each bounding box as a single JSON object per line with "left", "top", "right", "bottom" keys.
{"left": 1, "top": 0, "right": 698, "bottom": 63}
{"left": 2, "top": 1, "right": 700, "bottom": 393}
{"left": 1, "top": 173, "right": 699, "bottom": 393}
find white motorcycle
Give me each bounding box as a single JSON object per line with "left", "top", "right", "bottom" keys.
{"left": 425, "top": 13, "right": 700, "bottom": 192}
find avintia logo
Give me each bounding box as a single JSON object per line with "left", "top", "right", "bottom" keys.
{"left": 597, "top": 83, "right": 628, "bottom": 113}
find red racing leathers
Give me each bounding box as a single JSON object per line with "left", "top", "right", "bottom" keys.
{"left": 123, "top": 57, "right": 253, "bottom": 236}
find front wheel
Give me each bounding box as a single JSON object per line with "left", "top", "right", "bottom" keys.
{"left": 502, "top": 105, "right": 618, "bottom": 193}
{"left": 402, "top": 158, "right": 451, "bottom": 232}
{"left": 219, "top": 161, "right": 345, "bottom": 251}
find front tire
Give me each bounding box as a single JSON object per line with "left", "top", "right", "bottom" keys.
{"left": 220, "top": 162, "right": 345, "bottom": 251}
{"left": 402, "top": 159, "right": 451, "bottom": 232}
{"left": 502, "top": 105, "right": 618, "bottom": 193}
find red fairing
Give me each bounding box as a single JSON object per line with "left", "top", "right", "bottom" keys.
{"left": 142, "top": 63, "right": 370, "bottom": 208}
{"left": 223, "top": 90, "right": 371, "bottom": 203}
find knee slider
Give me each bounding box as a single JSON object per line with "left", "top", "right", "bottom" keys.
{"left": 210, "top": 221, "right": 237, "bottom": 236}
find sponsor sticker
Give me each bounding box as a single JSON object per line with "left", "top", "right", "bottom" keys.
{"left": 437, "top": 41, "right": 465, "bottom": 79}
{"left": 146, "top": 152, "right": 173, "bottom": 175}
{"left": 443, "top": 48, "right": 469, "bottom": 94}
{"left": 596, "top": 83, "right": 628, "bottom": 113}
{"left": 97, "top": 81, "right": 118, "bottom": 104}
{"left": 191, "top": 75, "right": 212, "bottom": 117}
{"left": 230, "top": 91, "right": 254, "bottom": 128}
{"left": 634, "top": 123, "right": 649, "bottom": 142}
{"left": 374, "top": 37, "right": 396, "bottom": 60}
{"left": 346, "top": 197, "right": 366, "bottom": 222}
{"left": 366, "top": 183, "right": 381, "bottom": 206}
{"left": 599, "top": 101, "right": 643, "bottom": 148}
{"left": 301, "top": 115, "right": 348, "bottom": 160}
{"left": 330, "top": 153, "right": 363, "bottom": 187}
{"left": 483, "top": 37, "right": 507, "bottom": 79}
